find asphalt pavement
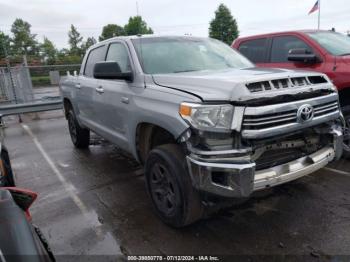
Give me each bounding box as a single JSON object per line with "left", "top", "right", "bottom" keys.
{"left": 3, "top": 110, "right": 350, "bottom": 261}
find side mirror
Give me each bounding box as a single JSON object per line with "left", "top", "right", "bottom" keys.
{"left": 2, "top": 187, "right": 37, "bottom": 220}
{"left": 288, "top": 48, "right": 321, "bottom": 63}
{"left": 93, "top": 61, "right": 133, "bottom": 81}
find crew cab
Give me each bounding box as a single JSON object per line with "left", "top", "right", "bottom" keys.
{"left": 60, "top": 36, "right": 343, "bottom": 227}
{"left": 232, "top": 30, "right": 350, "bottom": 156}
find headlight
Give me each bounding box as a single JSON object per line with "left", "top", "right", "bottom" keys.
{"left": 179, "top": 102, "right": 234, "bottom": 132}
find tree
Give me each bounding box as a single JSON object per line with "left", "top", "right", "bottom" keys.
{"left": 0, "top": 31, "right": 11, "bottom": 58}
{"left": 99, "top": 24, "right": 125, "bottom": 41}
{"left": 68, "top": 24, "right": 83, "bottom": 57}
{"left": 40, "top": 37, "right": 57, "bottom": 64}
{"left": 57, "top": 48, "right": 81, "bottom": 64}
{"left": 81, "top": 37, "right": 97, "bottom": 54}
{"left": 124, "top": 16, "right": 153, "bottom": 35}
{"left": 11, "top": 18, "right": 39, "bottom": 55}
{"left": 209, "top": 4, "right": 239, "bottom": 45}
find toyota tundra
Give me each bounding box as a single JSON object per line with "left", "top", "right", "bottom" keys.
{"left": 60, "top": 36, "right": 343, "bottom": 227}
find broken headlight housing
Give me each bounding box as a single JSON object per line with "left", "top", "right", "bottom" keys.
{"left": 179, "top": 102, "right": 234, "bottom": 132}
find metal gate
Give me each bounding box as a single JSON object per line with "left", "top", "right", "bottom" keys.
{"left": 0, "top": 65, "right": 62, "bottom": 116}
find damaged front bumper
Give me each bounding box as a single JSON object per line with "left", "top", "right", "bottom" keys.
{"left": 186, "top": 127, "right": 343, "bottom": 198}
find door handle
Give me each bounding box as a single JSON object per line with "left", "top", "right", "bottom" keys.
{"left": 75, "top": 83, "right": 81, "bottom": 89}
{"left": 95, "top": 86, "right": 104, "bottom": 94}
{"left": 121, "top": 97, "right": 129, "bottom": 104}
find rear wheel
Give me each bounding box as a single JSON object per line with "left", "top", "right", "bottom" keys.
{"left": 67, "top": 108, "right": 90, "bottom": 149}
{"left": 145, "top": 144, "right": 203, "bottom": 227}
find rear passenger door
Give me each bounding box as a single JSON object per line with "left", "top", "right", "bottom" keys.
{"left": 93, "top": 41, "right": 133, "bottom": 151}
{"left": 238, "top": 38, "right": 270, "bottom": 66}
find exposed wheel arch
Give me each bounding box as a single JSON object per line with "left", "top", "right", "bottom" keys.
{"left": 63, "top": 98, "right": 73, "bottom": 119}
{"left": 136, "top": 123, "right": 178, "bottom": 164}
{"left": 338, "top": 88, "right": 350, "bottom": 114}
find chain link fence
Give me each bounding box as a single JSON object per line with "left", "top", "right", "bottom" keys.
{"left": 0, "top": 66, "right": 33, "bottom": 105}
{"left": 0, "top": 61, "right": 81, "bottom": 117}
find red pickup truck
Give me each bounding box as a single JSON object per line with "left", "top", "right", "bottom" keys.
{"left": 232, "top": 30, "right": 350, "bottom": 157}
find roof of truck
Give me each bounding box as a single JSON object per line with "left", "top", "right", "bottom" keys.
{"left": 234, "top": 29, "right": 332, "bottom": 43}
{"left": 98, "top": 34, "right": 207, "bottom": 44}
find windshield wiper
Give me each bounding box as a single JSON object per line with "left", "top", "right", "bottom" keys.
{"left": 340, "top": 53, "right": 350, "bottom": 56}
{"left": 173, "top": 69, "right": 199, "bottom": 73}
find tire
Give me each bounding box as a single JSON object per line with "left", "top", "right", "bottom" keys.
{"left": 342, "top": 111, "right": 350, "bottom": 159}
{"left": 67, "top": 108, "right": 90, "bottom": 149}
{"left": 1, "top": 148, "right": 15, "bottom": 187}
{"left": 145, "top": 144, "right": 203, "bottom": 227}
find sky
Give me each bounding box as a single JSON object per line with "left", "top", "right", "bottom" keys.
{"left": 0, "top": 0, "right": 349, "bottom": 49}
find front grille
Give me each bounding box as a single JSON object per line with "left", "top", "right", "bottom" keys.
{"left": 255, "top": 148, "right": 306, "bottom": 170}
{"left": 314, "top": 101, "right": 338, "bottom": 117}
{"left": 243, "top": 109, "right": 297, "bottom": 130}
{"left": 242, "top": 95, "right": 340, "bottom": 137}
{"left": 246, "top": 75, "right": 328, "bottom": 93}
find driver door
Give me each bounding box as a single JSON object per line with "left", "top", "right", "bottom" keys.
{"left": 262, "top": 35, "right": 324, "bottom": 72}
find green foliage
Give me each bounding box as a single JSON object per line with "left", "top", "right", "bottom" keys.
{"left": 11, "top": 18, "right": 39, "bottom": 55}
{"left": 57, "top": 48, "right": 82, "bottom": 64}
{"left": 0, "top": 31, "right": 11, "bottom": 58}
{"left": 3, "top": 15, "right": 154, "bottom": 66}
{"left": 124, "top": 16, "right": 153, "bottom": 35}
{"left": 40, "top": 37, "right": 57, "bottom": 64}
{"left": 31, "top": 75, "right": 51, "bottom": 87}
{"left": 68, "top": 24, "right": 83, "bottom": 57}
{"left": 99, "top": 24, "right": 125, "bottom": 41}
{"left": 81, "top": 37, "right": 97, "bottom": 54}
{"left": 209, "top": 4, "right": 239, "bottom": 45}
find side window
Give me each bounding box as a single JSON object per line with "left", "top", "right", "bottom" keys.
{"left": 84, "top": 46, "right": 106, "bottom": 77}
{"left": 106, "top": 43, "right": 131, "bottom": 72}
{"left": 238, "top": 38, "right": 268, "bottom": 63}
{"left": 271, "top": 36, "right": 312, "bottom": 63}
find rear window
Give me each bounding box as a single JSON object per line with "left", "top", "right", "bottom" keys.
{"left": 238, "top": 38, "right": 268, "bottom": 63}
{"left": 84, "top": 45, "right": 106, "bottom": 77}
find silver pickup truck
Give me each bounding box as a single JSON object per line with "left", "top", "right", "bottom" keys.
{"left": 60, "top": 35, "right": 343, "bottom": 227}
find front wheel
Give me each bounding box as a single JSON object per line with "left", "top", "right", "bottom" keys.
{"left": 342, "top": 112, "right": 350, "bottom": 159}
{"left": 67, "top": 109, "right": 90, "bottom": 149}
{"left": 145, "top": 144, "right": 203, "bottom": 227}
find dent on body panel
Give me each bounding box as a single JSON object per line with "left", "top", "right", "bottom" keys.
{"left": 127, "top": 85, "right": 194, "bottom": 159}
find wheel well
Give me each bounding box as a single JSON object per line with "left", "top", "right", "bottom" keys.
{"left": 63, "top": 98, "right": 72, "bottom": 119}
{"left": 339, "top": 88, "right": 350, "bottom": 109}
{"left": 136, "top": 123, "right": 177, "bottom": 164}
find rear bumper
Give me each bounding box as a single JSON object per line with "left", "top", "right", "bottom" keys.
{"left": 186, "top": 128, "right": 343, "bottom": 198}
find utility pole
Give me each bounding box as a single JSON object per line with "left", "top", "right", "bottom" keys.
{"left": 136, "top": 1, "right": 139, "bottom": 16}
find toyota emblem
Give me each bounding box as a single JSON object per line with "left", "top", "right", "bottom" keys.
{"left": 297, "top": 104, "right": 314, "bottom": 123}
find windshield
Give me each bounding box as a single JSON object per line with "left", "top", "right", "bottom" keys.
{"left": 307, "top": 31, "right": 350, "bottom": 56}
{"left": 131, "top": 37, "right": 253, "bottom": 74}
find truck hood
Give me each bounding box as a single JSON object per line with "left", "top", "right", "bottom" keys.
{"left": 152, "top": 67, "right": 333, "bottom": 102}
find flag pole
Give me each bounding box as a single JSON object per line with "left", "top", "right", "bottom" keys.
{"left": 318, "top": 0, "right": 321, "bottom": 30}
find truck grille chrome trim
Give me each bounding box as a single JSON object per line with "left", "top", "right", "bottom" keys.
{"left": 246, "top": 75, "right": 328, "bottom": 93}
{"left": 242, "top": 93, "right": 340, "bottom": 139}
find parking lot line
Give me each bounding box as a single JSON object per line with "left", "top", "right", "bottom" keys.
{"left": 21, "top": 123, "right": 103, "bottom": 236}
{"left": 323, "top": 167, "right": 350, "bottom": 177}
